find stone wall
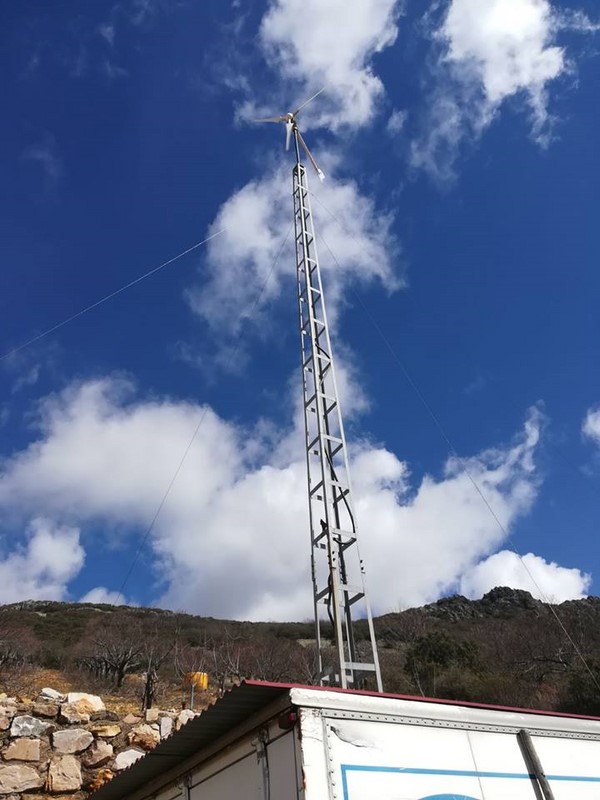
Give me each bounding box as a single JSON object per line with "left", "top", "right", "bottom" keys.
{"left": 0, "top": 689, "right": 198, "bottom": 798}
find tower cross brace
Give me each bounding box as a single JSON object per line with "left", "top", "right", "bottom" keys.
{"left": 292, "top": 132, "right": 383, "bottom": 691}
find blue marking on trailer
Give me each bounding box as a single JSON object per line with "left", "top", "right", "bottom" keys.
{"left": 339, "top": 764, "right": 600, "bottom": 800}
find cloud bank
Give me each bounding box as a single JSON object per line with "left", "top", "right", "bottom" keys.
{"left": 0, "top": 377, "right": 587, "bottom": 616}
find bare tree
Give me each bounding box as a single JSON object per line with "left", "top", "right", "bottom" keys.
{"left": 240, "top": 637, "right": 302, "bottom": 683}
{"left": 209, "top": 628, "right": 244, "bottom": 696}
{"left": 139, "top": 627, "right": 175, "bottom": 711}
{"left": 81, "top": 619, "right": 145, "bottom": 688}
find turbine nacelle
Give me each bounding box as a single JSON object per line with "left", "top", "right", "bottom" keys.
{"left": 254, "top": 88, "right": 325, "bottom": 182}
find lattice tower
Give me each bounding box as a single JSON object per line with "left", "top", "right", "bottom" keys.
{"left": 292, "top": 132, "right": 383, "bottom": 691}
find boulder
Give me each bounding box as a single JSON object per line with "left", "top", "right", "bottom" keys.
{"left": 59, "top": 704, "right": 90, "bottom": 725}
{"left": 10, "top": 715, "right": 52, "bottom": 737}
{"left": 114, "top": 749, "right": 144, "bottom": 771}
{"left": 41, "top": 688, "right": 66, "bottom": 702}
{"left": 33, "top": 701, "right": 59, "bottom": 718}
{"left": 122, "top": 713, "right": 141, "bottom": 725}
{"left": 66, "top": 692, "right": 105, "bottom": 713}
{"left": 4, "top": 737, "right": 41, "bottom": 761}
{"left": 47, "top": 755, "right": 82, "bottom": 793}
{"left": 0, "top": 714, "right": 12, "bottom": 731}
{"left": 52, "top": 728, "right": 94, "bottom": 754}
{"left": 159, "top": 716, "right": 173, "bottom": 739}
{"left": 0, "top": 765, "right": 44, "bottom": 794}
{"left": 81, "top": 739, "right": 113, "bottom": 768}
{"left": 127, "top": 723, "right": 160, "bottom": 750}
{"left": 144, "top": 708, "right": 159, "bottom": 723}
{"left": 89, "top": 723, "right": 121, "bottom": 738}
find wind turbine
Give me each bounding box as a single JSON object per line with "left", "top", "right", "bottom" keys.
{"left": 255, "top": 90, "right": 383, "bottom": 693}
{"left": 255, "top": 88, "right": 326, "bottom": 181}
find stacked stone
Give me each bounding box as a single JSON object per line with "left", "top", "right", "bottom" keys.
{"left": 0, "top": 690, "right": 200, "bottom": 798}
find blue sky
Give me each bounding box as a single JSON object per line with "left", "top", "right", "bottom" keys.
{"left": 1, "top": 0, "right": 599, "bottom": 620}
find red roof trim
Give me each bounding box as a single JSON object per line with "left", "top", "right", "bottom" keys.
{"left": 242, "top": 679, "right": 600, "bottom": 722}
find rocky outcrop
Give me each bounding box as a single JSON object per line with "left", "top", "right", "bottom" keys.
{"left": 420, "top": 587, "right": 545, "bottom": 621}
{"left": 0, "top": 689, "right": 199, "bottom": 798}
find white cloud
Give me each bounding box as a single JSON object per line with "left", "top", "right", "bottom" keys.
{"left": 459, "top": 549, "right": 591, "bottom": 601}
{"left": 387, "top": 109, "right": 408, "bottom": 136}
{"left": 0, "top": 518, "right": 84, "bottom": 603}
{"left": 2, "top": 341, "right": 58, "bottom": 396}
{"left": 583, "top": 406, "right": 600, "bottom": 445}
{"left": 0, "top": 378, "right": 241, "bottom": 526}
{"left": 128, "top": 0, "right": 158, "bottom": 27}
{"left": 257, "top": 0, "right": 401, "bottom": 128}
{"left": 412, "top": 0, "right": 599, "bottom": 180}
{"left": 186, "top": 158, "right": 402, "bottom": 351}
{"left": 0, "top": 377, "right": 563, "bottom": 618}
{"left": 444, "top": 0, "right": 564, "bottom": 108}
{"left": 98, "top": 23, "right": 115, "bottom": 46}
{"left": 80, "top": 586, "right": 129, "bottom": 605}
{"left": 11, "top": 365, "right": 41, "bottom": 395}
{"left": 23, "top": 133, "right": 63, "bottom": 189}
{"left": 355, "top": 406, "right": 545, "bottom": 609}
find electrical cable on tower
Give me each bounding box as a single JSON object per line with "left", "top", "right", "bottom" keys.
{"left": 256, "top": 91, "right": 383, "bottom": 692}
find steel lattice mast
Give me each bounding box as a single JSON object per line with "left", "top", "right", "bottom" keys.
{"left": 291, "top": 130, "right": 383, "bottom": 691}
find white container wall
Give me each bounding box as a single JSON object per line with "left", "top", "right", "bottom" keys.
{"left": 293, "top": 688, "right": 600, "bottom": 800}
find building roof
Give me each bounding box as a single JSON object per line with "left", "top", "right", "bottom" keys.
{"left": 90, "top": 680, "right": 600, "bottom": 800}
{"left": 90, "top": 681, "right": 292, "bottom": 800}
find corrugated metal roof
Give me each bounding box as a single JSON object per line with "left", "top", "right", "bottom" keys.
{"left": 89, "top": 681, "right": 291, "bottom": 800}
{"left": 89, "top": 680, "right": 600, "bottom": 800}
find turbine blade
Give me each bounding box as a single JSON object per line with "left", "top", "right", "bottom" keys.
{"left": 285, "top": 121, "right": 293, "bottom": 151}
{"left": 254, "top": 116, "right": 286, "bottom": 123}
{"left": 297, "top": 130, "right": 325, "bottom": 182}
{"left": 293, "top": 87, "right": 325, "bottom": 117}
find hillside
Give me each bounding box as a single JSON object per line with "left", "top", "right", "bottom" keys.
{"left": 2, "top": 587, "right": 600, "bottom": 715}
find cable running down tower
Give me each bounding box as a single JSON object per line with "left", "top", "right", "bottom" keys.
{"left": 256, "top": 91, "right": 383, "bottom": 691}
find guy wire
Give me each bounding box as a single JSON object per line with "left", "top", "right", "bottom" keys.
{"left": 1, "top": 229, "right": 225, "bottom": 363}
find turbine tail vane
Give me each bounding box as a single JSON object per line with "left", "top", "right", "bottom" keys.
{"left": 296, "top": 130, "right": 325, "bottom": 182}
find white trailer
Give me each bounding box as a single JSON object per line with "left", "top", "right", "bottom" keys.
{"left": 91, "top": 681, "right": 600, "bottom": 800}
